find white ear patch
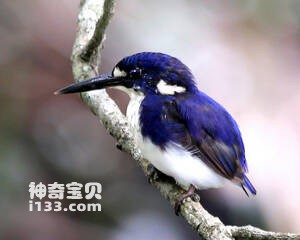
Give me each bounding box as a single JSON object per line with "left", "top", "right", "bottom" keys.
{"left": 113, "top": 67, "right": 127, "bottom": 77}
{"left": 157, "top": 80, "right": 186, "bottom": 95}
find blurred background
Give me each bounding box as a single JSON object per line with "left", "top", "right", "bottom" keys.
{"left": 1, "top": 0, "right": 300, "bottom": 239}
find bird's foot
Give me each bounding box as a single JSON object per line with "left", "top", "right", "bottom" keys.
{"left": 174, "top": 184, "right": 198, "bottom": 215}
{"left": 147, "top": 164, "right": 170, "bottom": 184}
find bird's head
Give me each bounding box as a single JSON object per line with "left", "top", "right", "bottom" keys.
{"left": 55, "top": 52, "right": 197, "bottom": 97}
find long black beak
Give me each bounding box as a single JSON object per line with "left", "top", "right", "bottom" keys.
{"left": 54, "top": 73, "right": 124, "bottom": 95}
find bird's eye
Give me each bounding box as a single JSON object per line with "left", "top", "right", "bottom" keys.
{"left": 129, "top": 68, "right": 142, "bottom": 79}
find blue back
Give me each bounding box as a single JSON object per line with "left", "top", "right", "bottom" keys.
{"left": 140, "top": 90, "right": 249, "bottom": 185}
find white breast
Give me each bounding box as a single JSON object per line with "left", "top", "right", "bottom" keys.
{"left": 126, "top": 92, "right": 225, "bottom": 190}
{"left": 141, "top": 140, "right": 225, "bottom": 190}
{"left": 126, "top": 93, "right": 145, "bottom": 141}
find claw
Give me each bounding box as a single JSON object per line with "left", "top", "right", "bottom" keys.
{"left": 174, "top": 185, "right": 196, "bottom": 215}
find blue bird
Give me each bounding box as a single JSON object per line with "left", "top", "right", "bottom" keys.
{"left": 55, "top": 52, "right": 256, "bottom": 213}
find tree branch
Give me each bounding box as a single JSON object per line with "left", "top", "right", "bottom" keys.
{"left": 70, "top": 1, "right": 300, "bottom": 239}
{"left": 228, "top": 226, "right": 300, "bottom": 240}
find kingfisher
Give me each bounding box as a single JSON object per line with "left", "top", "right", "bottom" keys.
{"left": 55, "top": 52, "right": 256, "bottom": 213}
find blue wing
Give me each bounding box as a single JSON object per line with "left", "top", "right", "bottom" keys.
{"left": 140, "top": 91, "right": 256, "bottom": 195}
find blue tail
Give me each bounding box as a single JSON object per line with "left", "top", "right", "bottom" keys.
{"left": 242, "top": 175, "right": 257, "bottom": 195}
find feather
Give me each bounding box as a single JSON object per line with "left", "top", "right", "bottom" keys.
{"left": 140, "top": 91, "right": 255, "bottom": 194}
